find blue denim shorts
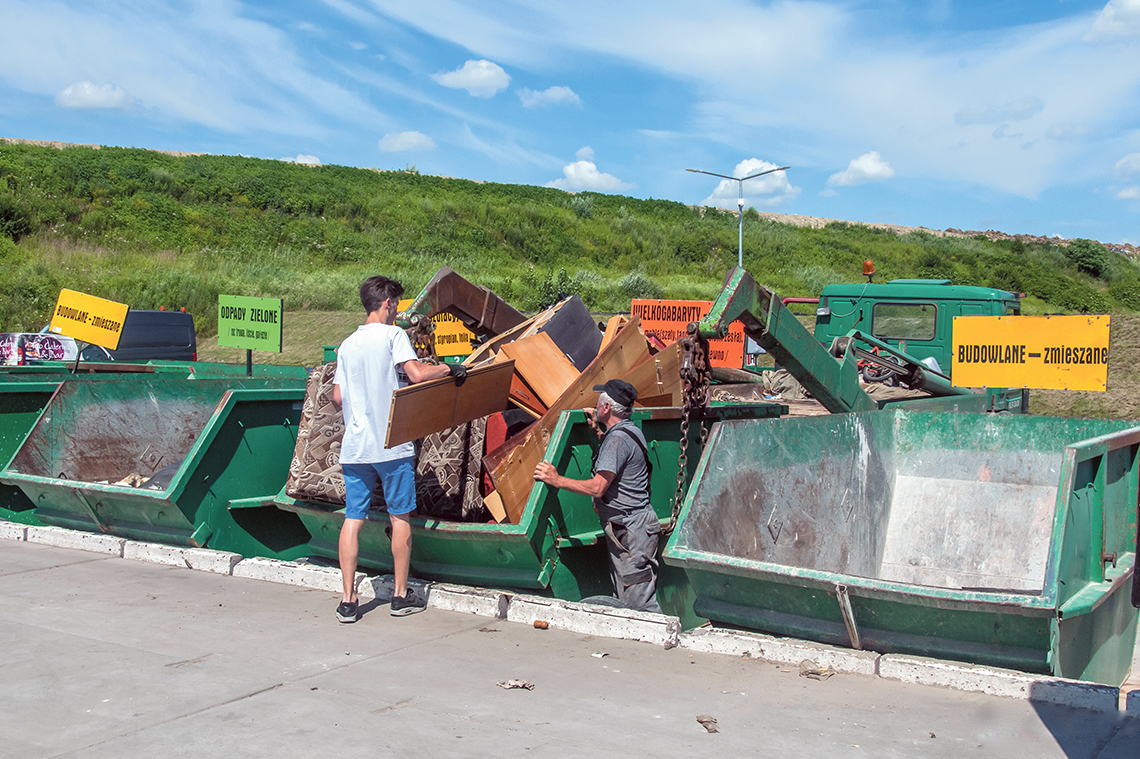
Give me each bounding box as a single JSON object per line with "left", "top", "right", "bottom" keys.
{"left": 342, "top": 458, "right": 416, "bottom": 519}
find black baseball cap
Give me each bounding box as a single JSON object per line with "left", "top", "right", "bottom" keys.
{"left": 593, "top": 378, "right": 637, "bottom": 407}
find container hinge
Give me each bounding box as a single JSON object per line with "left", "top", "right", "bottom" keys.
{"left": 836, "top": 583, "right": 862, "bottom": 650}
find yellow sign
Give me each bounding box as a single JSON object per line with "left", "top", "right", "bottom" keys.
{"left": 48, "top": 289, "right": 130, "bottom": 350}
{"left": 952, "top": 315, "right": 1109, "bottom": 391}
{"left": 631, "top": 299, "right": 746, "bottom": 368}
{"left": 397, "top": 300, "right": 475, "bottom": 357}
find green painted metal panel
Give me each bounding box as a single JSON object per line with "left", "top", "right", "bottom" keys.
{"left": 664, "top": 409, "right": 1140, "bottom": 685}
{"left": 0, "top": 377, "right": 310, "bottom": 559}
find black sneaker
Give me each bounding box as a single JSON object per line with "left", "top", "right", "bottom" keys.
{"left": 336, "top": 600, "right": 359, "bottom": 623}
{"left": 390, "top": 589, "right": 426, "bottom": 616}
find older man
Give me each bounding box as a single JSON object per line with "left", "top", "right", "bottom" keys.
{"left": 533, "top": 378, "right": 662, "bottom": 613}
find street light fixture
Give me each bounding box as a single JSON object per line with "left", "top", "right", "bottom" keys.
{"left": 687, "top": 165, "right": 790, "bottom": 267}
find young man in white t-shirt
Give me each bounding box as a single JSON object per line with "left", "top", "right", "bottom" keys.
{"left": 332, "top": 276, "right": 466, "bottom": 622}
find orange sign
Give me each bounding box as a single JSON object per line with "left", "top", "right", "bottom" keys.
{"left": 631, "top": 299, "right": 745, "bottom": 368}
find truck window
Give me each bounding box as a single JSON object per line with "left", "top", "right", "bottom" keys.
{"left": 871, "top": 303, "right": 936, "bottom": 341}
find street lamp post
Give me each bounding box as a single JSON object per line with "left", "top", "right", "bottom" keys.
{"left": 686, "top": 165, "right": 790, "bottom": 267}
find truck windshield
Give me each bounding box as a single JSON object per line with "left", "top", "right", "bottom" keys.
{"left": 871, "top": 303, "right": 936, "bottom": 340}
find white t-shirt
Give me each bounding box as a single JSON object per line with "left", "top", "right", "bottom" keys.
{"left": 333, "top": 323, "right": 419, "bottom": 464}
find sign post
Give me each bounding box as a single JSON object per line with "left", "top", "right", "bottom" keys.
{"left": 952, "top": 315, "right": 1110, "bottom": 391}
{"left": 217, "top": 295, "right": 284, "bottom": 376}
{"left": 48, "top": 289, "right": 130, "bottom": 372}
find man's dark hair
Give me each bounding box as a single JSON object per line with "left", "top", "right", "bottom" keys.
{"left": 359, "top": 276, "right": 404, "bottom": 314}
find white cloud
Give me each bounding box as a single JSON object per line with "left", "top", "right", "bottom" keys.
{"left": 432, "top": 59, "right": 509, "bottom": 97}
{"left": 1085, "top": 0, "right": 1140, "bottom": 42}
{"left": 1116, "top": 152, "right": 1140, "bottom": 178}
{"left": 828, "top": 151, "right": 896, "bottom": 187}
{"left": 349, "top": 41, "right": 366, "bottom": 50}
{"left": 547, "top": 160, "right": 634, "bottom": 192}
{"left": 1045, "top": 122, "right": 1093, "bottom": 140}
{"left": 1118, "top": 185, "right": 1140, "bottom": 199}
{"left": 280, "top": 154, "right": 322, "bottom": 165}
{"left": 576, "top": 146, "right": 594, "bottom": 161}
{"left": 378, "top": 131, "right": 436, "bottom": 152}
{"left": 518, "top": 85, "right": 581, "bottom": 108}
{"left": 55, "top": 81, "right": 134, "bottom": 109}
{"left": 698, "top": 158, "right": 799, "bottom": 208}
{"left": 955, "top": 97, "right": 1044, "bottom": 126}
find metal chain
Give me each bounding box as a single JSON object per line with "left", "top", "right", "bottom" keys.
{"left": 668, "top": 325, "right": 710, "bottom": 533}
{"left": 407, "top": 315, "right": 437, "bottom": 361}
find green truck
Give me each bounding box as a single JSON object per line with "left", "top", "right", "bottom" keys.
{"left": 813, "top": 278, "right": 1022, "bottom": 380}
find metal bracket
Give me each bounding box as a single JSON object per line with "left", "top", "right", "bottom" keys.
{"left": 836, "top": 583, "right": 862, "bottom": 650}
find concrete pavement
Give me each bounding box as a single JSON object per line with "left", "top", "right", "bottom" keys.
{"left": 1, "top": 538, "right": 1138, "bottom": 759}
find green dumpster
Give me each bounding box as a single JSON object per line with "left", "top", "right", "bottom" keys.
{"left": 664, "top": 409, "right": 1140, "bottom": 685}
{"left": 276, "top": 404, "right": 784, "bottom": 620}
{"left": 0, "top": 377, "right": 312, "bottom": 559}
{"left": 0, "top": 380, "right": 59, "bottom": 524}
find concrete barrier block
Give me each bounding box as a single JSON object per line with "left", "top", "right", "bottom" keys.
{"left": 356, "top": 575, "right": 432, "bottom": 603}
{"left": 25, "top": 526, "right": 124, "bottom": 556}
{"left": 0, "top": 521, "right": 27, "bottom": 541}
{"left": 506, "top": 594, "right": 682, "bottom": 648}
{"left": 879, "top": 654, "right": 1120, "bottom": 713}
{"left": 232, "top": 557, "right": 360, "bottom": 593}
{"left": 428, "top": 583, "right": 509, "bottom": 618}
{"left": 678, "top": 627, "right": 880, "bottom": 676}
{"left": 122, "top": 541, "right": 242, "bottom": 575}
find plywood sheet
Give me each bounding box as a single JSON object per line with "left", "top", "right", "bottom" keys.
{"left": 600, "top": 315, "right": 628, "bottom": 350}
{"left": 386, "top": 360, "right": 514, "bottom": 448}
{"left": 485, "top": 318, "right": 652, "bottom": 523}
{"left": 619, "top": 339, "right": 684, "bottom": 407}
{"left": 500, "top": 332, "right": 579, "bottom": 407}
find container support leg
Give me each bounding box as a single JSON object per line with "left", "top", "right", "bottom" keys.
{"left": 836, "top": 583, "right": 862, "bottom": 650}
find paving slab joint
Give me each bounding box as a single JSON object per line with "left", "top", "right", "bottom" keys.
{"left": 879, "top": 654, "right": 1120, "bottom": 713}
{"left": 25, "top": 525, "right": 124, "bottom": 556}
{"left": 678, "top": 627, "right": 880, "bottom": 676}
{"left": 506, "top": 594, "right": 682, "bottom": 648}
{"left": 0, "top": 520, "right": 28, "bottom": 542}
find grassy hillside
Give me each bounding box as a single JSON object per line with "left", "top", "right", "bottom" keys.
{"left": 4, "top": 140, "right": 1140, "bottom": 419}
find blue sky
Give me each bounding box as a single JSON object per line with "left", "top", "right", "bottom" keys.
{"left": 2, "top": 0, "right": 1140, "bottom": 244}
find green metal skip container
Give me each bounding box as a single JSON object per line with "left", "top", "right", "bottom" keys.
{"left": 0, "top": 362, "right": 309, "bottom": 526}
{"left": 276, "top": 404, "right": 783, "bottom": 621}
{"left": 663, "top": 409, "right": 1140, "bottom": 685}
{"left": 0, "top": 376, "right": 312, "bottom": 559}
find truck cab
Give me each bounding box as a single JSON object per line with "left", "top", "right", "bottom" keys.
{"left": 813, "top": 279, "right": 1021, "bottom": 376}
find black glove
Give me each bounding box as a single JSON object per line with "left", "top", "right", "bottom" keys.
{"left": 448, "top": 363, "right": 467, "bottom": 384}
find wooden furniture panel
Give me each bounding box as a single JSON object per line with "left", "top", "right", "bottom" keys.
{"left": 500, "top": 332, "right": 579, "bottom": 407}
{"left": 386, "top": 360, "right": 514, "bottom": 448}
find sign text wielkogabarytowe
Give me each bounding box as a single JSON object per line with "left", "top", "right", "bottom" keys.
{"left": 217, "top": 295, "right": 283, "bottom": 353}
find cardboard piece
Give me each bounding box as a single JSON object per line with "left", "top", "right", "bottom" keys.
{"left": 483, "top": 490, "right": 507, "bottom": 523}
{"left": 386, "top": 360, "right": 515, "bottom": 448}
{"left": 500, "top": 332, "right": 580, "bottom": 407}
{"left": 484, "top": 318, "right": 652, "bottom": 523}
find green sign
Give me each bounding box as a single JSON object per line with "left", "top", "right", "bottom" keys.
{"left": 218, "top": 295, "right": 283, "bottom": 353}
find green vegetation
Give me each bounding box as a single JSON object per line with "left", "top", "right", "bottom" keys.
{"left": 2, "top": 141, "right": 1139, "bottom": 344}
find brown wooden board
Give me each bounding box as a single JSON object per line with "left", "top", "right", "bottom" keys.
{"left": 600, "top": 315, "right": 627, "bottom": 350}
{"left": 385, "top": 360, "right": 515, "bottom": 448}
{"left": 485, "top": 318, "right": 652, "bottom": 523}
{"left": 619, "top": 340, "right": 684, "bottom": 407}
{"left": 508, "top": 373, "right": 546, "bottom": 417}
{"left": 500, "top": 331, "right": 579, "bottom": 407}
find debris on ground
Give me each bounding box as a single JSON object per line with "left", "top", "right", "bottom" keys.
{"left": 696, "top": 715, "right": 719, "bottom": 733}
{"left": 497, "top": 679, "right": 535, "bottom": 690}
{"left": 798, "top": 659, "right": 836, "bottom": 680}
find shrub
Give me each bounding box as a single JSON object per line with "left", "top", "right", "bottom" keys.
{"left": 1064, "top": 239, "right": 1109, "bottom": 277}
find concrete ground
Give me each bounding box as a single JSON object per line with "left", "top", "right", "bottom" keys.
{"left": 1, "top": 539, "right": 1138, "bottom": 759}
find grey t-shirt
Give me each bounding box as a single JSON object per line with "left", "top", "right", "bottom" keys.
{"left": 593, "top": 420, "right": 651, "bottom": 523}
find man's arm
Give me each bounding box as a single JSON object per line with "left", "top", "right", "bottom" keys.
{"left": 402, "top": 359, "right": 455, "bottom": 384}
{"left": 534, "top": 462, "right": 615, "bottom": 498}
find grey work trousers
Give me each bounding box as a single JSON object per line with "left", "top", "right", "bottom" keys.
{"left": 603, "top": 508, "right": 663, "bottom": 614}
